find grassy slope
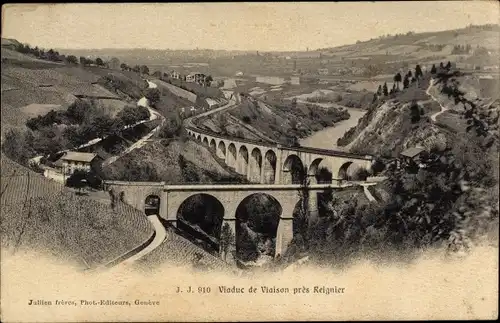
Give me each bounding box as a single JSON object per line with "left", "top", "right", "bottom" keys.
{"left": 103, "top": 139, "right": 244, "bottom": 184}
{"left": 0, "top": 154, "right": 154, "bottom": 269}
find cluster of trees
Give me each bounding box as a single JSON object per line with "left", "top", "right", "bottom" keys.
{"left": 145, "top": 88, "right": 161, "bottom": 108}
{"left": 430, "top": 61, "right": 452, "bottom": 74}
{"left": 12, "top": 42, "right": 115, "bottom": 68}
{"left": 9, "top": 100, "right": 150, "bottom": 161}
{"left": 14, "top": 43, "right": 63, "bottom": 62}
{"left": 120, "top": 63, "right": 150, "bottom": 75}
{"left": 79, "top": 56, "right": 106, "bottom": 67}
{"left": 285, "top": 145, "right": 497, "bottom": 266}
{"left": 373, "top": 64, "right": 424, "bottom": 100}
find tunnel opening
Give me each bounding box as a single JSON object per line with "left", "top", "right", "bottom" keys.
{"left": 144, "top": 195, "right": 161, "bottom": 216}
{"left": 235, "top": 193, "right": 282, "bottom": 268}
{"left": 176, "top": 194, "right": 224, "bottom": 253}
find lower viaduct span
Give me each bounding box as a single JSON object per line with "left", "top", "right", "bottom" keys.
{"left": 102, "top": 181, "right": 375, "bottom": 257}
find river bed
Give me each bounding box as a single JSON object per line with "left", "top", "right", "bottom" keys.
{"left": 299, "top": 108, "right": 366, "bottom": 151}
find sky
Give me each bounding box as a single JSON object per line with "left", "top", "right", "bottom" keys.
{"left": 2, "top": 2, "right": 499, "bottom": 51}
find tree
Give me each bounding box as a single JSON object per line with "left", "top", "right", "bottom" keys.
{"left": 431, "top": 64, "right": 437, "bottom": 74}
{"left": 65, "top": 169, "right": 88, "bottom": 193}
{"left": 377, "top": 84, "right": 383, "bottom": 96}
{"left": 382, "top": 82, "right": 388, "bottom": 96}
{"left": 393, "top": 72, "right": 402, "bottom": 90}
{"left": 440, "top": 62, "right": 444, "bottom": 69}
{"left": 120, "top": 63, "right": 128, "bottom": 71}
{"left": 415, "top": 64, "right": 423, "bottom": 78}
{"left": 403, "top": 75, "right": 410, "bottom": 89}
{"left": 66, "top": 55, "right": 78, "bottom": 64}
{"left": 145, "top": 88, "right": 161, "bottom": 108}
{"left": 216, "top": 113, "right": 229, "bottom": 134}
{"left": 410, "top": 100, "right": 421, "bottom": 123}
{"left": 220, "top": 223, "right": 235, "bottom": 262}
{"left": 95, "top": 57, "right": 104, "bottom": 66}
{"left": 205, "top": 75, "right": 213, "bottom": 87}
{"left": 445, "top": 61, "right": 452, "bottom": 70}
{"left": 132, "top": 65, "right": 140, "bottom": 73}
{"left": 407, "top": 70, "right": 413, "bottom": 78}
{"left": 140, "top": 65, "right": 150, "bottom": 75}
{"left": 79, "top": 56, "right": 87, "bottom": 65}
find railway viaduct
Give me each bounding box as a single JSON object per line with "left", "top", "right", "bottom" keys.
{"left": 102, "top": 181, "right": 376, "bottom": 257}
{"left": 185, "top": 127, "right": 374, "bottom": 184}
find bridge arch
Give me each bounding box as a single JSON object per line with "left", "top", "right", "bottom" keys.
{"left": 144, "top": 194, "right": 161, "bottom": 216}
{"left": 282, "top": 154, "right": 305, "bottom": 184}
{"left": 227, "top": 143, "right": 237, "bottom": 169}
{"left": 217, "top": 141, "right": 227, "bottom": 160}
{"left": 209, "top": 139, "right": 217, "bottom": 152}
{"left": 235, "top": 193, "right": 282, "bottom": 266}
{"left": 249, "top": 148, "right": 263, "bottom": 182}
{"left": 308, "top": 158, "right": 333, "bottom": 184}
{"left": 177, "top": 193, "right": 225, "bottom": 252}
{"left": 202, "top": 137, "right": 209, "bottom": 146}
{"left": 237, "top": 145, "right": 249, "bottom": 176}
{"left": 263, "top": 150, "right": 277, "bottom": 184}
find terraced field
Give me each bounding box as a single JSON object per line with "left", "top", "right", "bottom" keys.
{"left": 1, "top": 154, "right": 154, "bottom": 269}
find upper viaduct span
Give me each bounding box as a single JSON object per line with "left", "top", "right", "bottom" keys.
{"left": 185, "top": 125, "right": 374, "bottom": 184}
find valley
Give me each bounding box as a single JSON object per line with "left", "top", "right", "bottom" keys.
{"left": 1, "top": 22, "right": 498, "bottom": 277}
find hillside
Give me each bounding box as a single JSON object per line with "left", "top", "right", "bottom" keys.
{"left": 321, "top": 24, "right": 499, "bottom": 57}
{"left": 103, "top": 138, "right": 246, "bottom": 184}
{"left": 1, "top": 153, "right": 154, "bottom": 269}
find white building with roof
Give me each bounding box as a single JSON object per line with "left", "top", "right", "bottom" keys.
{"left": 60, "top": 152, "right": 101, "bottom": 176}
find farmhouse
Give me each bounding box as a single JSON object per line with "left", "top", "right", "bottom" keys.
{"left": 60, "top": 152, "right": 101, "bottom": 176}
{"left": 399, "top": 147, "right": 424, "bottom": 168}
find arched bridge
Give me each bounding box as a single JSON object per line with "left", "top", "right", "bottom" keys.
{"left": 103, "top": 181, "right": 376, "bottom": 257}
{"left": 185, "top": 127, "right": 374, "bottom": 184}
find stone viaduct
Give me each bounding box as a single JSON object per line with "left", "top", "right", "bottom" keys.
{"left": 185, "top": 126, "right": 374, "bottom": 185}
{"left": 102, "top": 181, "right": 372, "bottom": 257}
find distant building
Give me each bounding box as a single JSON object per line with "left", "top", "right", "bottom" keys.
{"left": 59, "top": 152, "right": 101, "bottom": 176}
{"left": 186, "top": 72, "right": 206, "bottom": 84}
{"left": 317, "top": 68, "right": 329, "bottom": 75}
{"left": 235, "top": 71, "right": 244, "bottom": 76}
{"left": 170, "top": 70, "right": 181, "bottom": 79}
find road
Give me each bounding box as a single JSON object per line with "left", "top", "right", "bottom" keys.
{"left": 120, "top": 215, "right": 167, "bottom": 264}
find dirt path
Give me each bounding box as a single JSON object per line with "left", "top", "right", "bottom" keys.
{"left": 426, "top": 78, "right": 450, "bottom": 122}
